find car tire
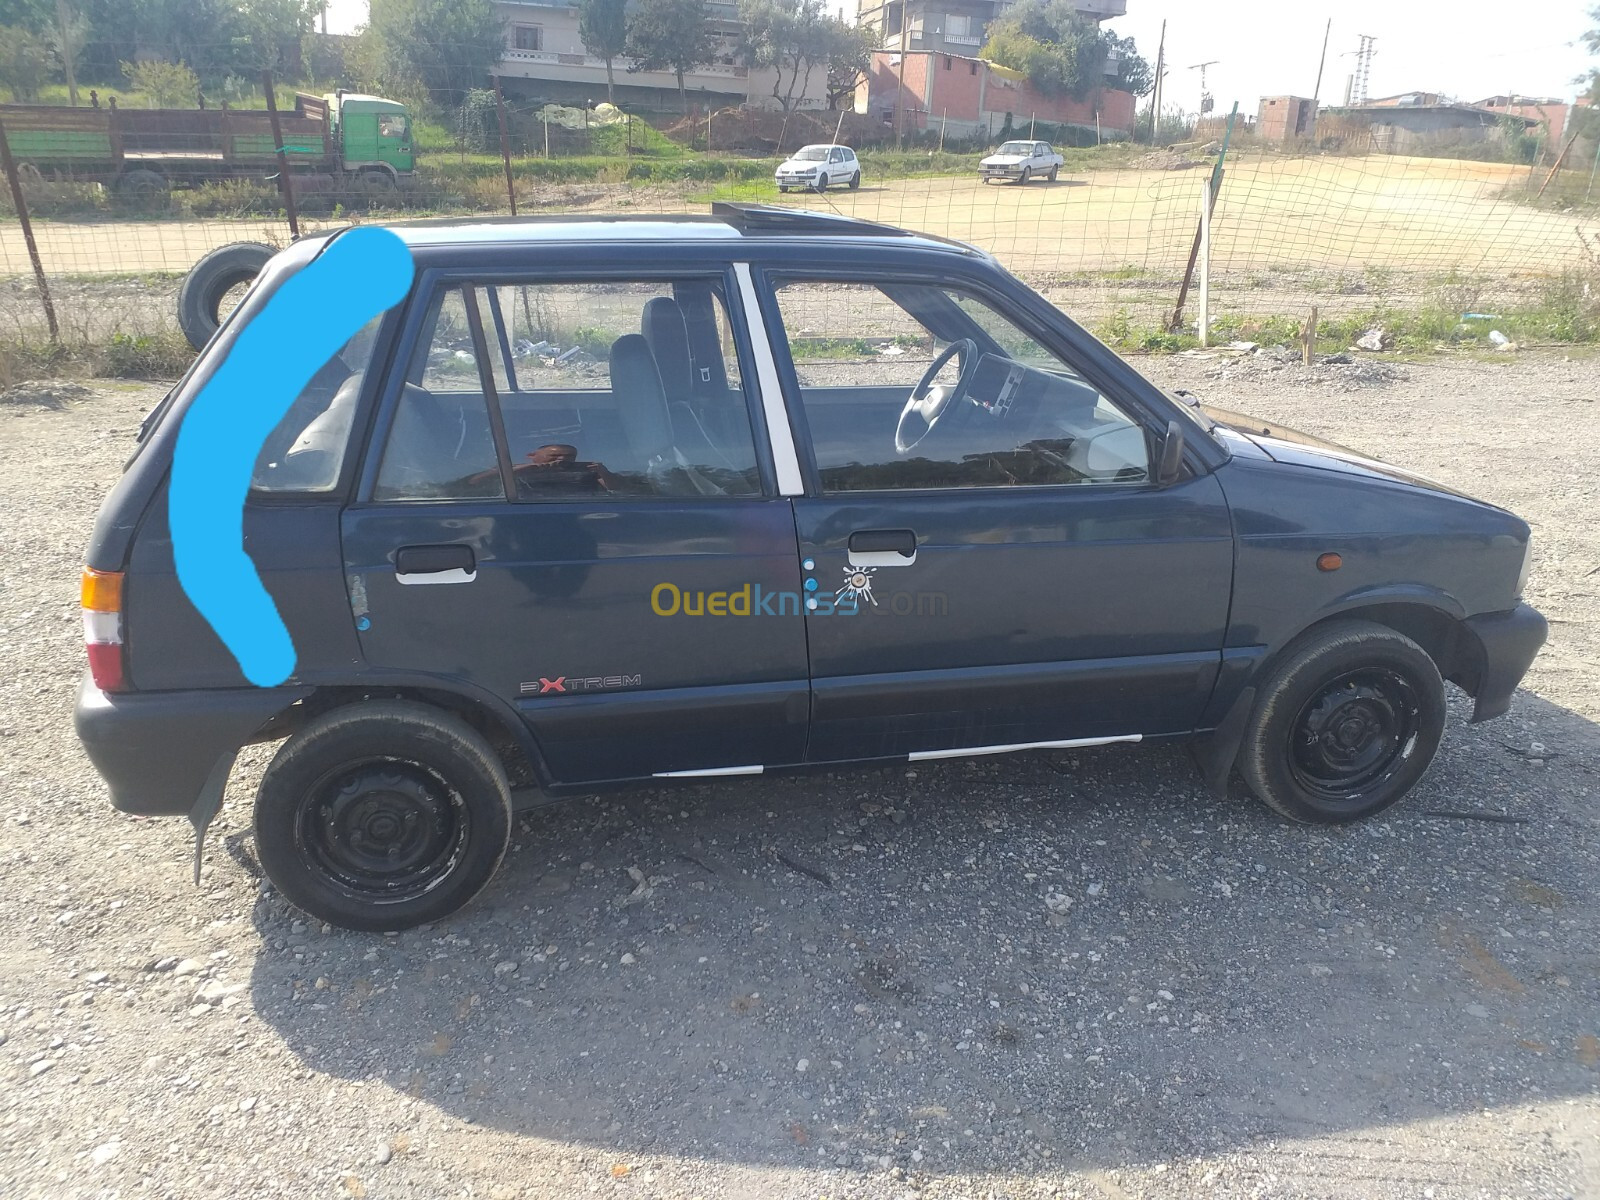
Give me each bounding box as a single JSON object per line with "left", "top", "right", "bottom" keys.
{"left": 1238, "top": 620, "right": 1446, "bottom": 824}
{"left": 849, "top": 171, "right": 861, "bottom": 189}
{"left": 815, "top": 173, "right": 829, "bottom": 191}
{"left": 254, "top": 700, "right": 512, "bottom": 932}
{"left": 1018, "top": 167, "right": 1031, "bottom": 185}
{"left": 1048, "top": 165, "right": 1059, "bottom": 182}
{"left": 177, "top": 241, "right": 275, "bottom": 352}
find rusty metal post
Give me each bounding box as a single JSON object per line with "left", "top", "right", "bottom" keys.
{"left": 261, "top": 70, "right": 300, "bottom": 240}
{"left": 493, "top": 76, "right": 518, "bottom": 216}
{"left": 0, "top": 115, "right": 59, "bottom": 343}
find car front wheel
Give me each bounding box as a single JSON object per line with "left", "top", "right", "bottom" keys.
{"left": 254, "top": 700, "right": 512, "bottom": 932}
{"left": 1018, "top": 167, "right": 1031, "bottom": 185}
{"left": 815, "top": 173, "right": 829, "bottom": 191}
{"left": 1238, "top": 620, "right": 1446, "bottom": 824}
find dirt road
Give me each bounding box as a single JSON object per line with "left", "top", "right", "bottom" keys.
{"left": 0, "top": 351, "right": 1595, "bottom": 1198}
{"left": 3, "top": 155, "right": 1591, "bottom": 290}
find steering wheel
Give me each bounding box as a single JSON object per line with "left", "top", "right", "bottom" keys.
{"left": 895, "top": 339, "right": 979, "bottom": 455}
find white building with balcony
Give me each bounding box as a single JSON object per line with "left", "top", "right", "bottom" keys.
{"left": 856, "top": 0, "right": 1125, "bottom": 56}
{"left": 494, "top": 0, "right": 825, "bottom": 110}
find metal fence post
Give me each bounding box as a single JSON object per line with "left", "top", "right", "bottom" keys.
{"left": 261, "top": 70, "right": 300, "bottom": 240}
{"left": 493, "top": 76, "right": 518, "bottom": 216}
{"left": 0, "top": 115, "right": 59, "bottom": 343}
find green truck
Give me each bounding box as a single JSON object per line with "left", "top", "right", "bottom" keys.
{"left": 0, "top": 91, "right": 413, "bottom": 204}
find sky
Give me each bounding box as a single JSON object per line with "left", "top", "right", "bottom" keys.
{"left": 323, "top": 0, "right": 1595, "bottom": 111}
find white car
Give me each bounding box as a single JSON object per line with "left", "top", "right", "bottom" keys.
{"left": 775, "top": 144, "right": 862, "bottom": 192}
{"left": 979, "top": 140, "right": 1064, "bottom": 184}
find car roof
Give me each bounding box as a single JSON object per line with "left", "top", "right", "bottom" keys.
{"left": 794, "top": 143, "right": 853, "bottom": 152}
{"left": 325, "top": 205, "right": 981, "bottom": 259}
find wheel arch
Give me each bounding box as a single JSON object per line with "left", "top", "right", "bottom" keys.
{"left": 1283, "top": 598, "right": 1484, "bottom": 698}
{"left": 262, "top": 683, "right": 547, "bottom": 790}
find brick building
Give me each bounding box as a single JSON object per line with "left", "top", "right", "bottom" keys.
{"left": 858, "top": 49, "right": 1137, "bottom": 140}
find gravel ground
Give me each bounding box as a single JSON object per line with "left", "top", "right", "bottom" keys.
{"left": 0, "top": 351, "right": 1596, "bottom": 1199}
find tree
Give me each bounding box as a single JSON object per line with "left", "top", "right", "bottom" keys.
{"left": 737, "top": 0, "right": 865, "bottom": 113}
{"left": 824, "top": 17, "right": 873, "bottom": 110}
{"left": 578, "top": 0, "right": 628, "bottom": 105}
{"left": 983, "top": 0, "right": 1150, "bottom": 101}
{"left": 121, "top": 58, "right": 200, "bottom": 107}
{"left": 236, "top": 0, "right": 321, "bottom": 72}
{"left": 1574, "top": 5, "right": 1600, "bottom": 142}
{"left": 0, "top": 0, "right": 53, "bottom": 32}
{"left": 365, "top": 0, "right": 506, "bottom": 109}
{"left": 0, "top": 24, "right": 54, "bottom": 100}
{"left": 625, "top": 0, "right": 717, "bottom": 114}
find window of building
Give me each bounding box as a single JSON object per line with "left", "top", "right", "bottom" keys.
{"left": 512, "top": 25, "right": 542, "bottom": 52}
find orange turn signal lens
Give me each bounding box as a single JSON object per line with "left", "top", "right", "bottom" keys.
{"left": 81, "top": 568, "right": 124, "bottom": 614}
{"left": 1316, "top": 552, "right": 1343, "bottom": 572}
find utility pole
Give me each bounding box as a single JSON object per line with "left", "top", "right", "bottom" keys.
{"left": 55, "top": 0, "right": 78, "bottom": 107}
{"left": 1351, "top": 34, "right": 1376, "bottom": 106}
{"left": 1150, "top": 19, "right": 1166, "bottom": 144}
{"left": 1189, "top": 60, "right": 1219, "bottom": 116}
{"left": 896, "top": 0, "right": 908, "bottom": 151}
{"left": 1311, "top": 18, "right": 1331, "bottom": 107}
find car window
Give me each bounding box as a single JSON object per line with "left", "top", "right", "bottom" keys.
{"left": 250, "top": 314, "right": 384, "bottom": 494}
{"left": 375, "top": 289, "right": 504, "bottom": 501}
{"left": 773, "top": 280, "right": 1150, "bottom": 493}
{"left": 375, "top": 280, "right": 760, "bottom": 502}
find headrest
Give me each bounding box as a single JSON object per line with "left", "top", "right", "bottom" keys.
{"left": 608, "top": 333, "right": 673, "bottom": 458}
{"left": 641, "top": 296, "right": 694, "bottom": 403}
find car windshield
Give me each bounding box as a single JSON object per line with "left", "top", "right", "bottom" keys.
{"left": 995, "top": 141, "right": 1032, "bottom": 155}
{"left": 792, "top": 147, "right": 830, "bottom": 161}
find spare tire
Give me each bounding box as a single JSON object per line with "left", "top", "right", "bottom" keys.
{"left": 177, "top": 241, "right": 276, "bottom": 352}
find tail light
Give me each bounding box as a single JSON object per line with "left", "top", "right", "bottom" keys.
{"left": 81, "top": 568, "right": 127, "bottom": 692}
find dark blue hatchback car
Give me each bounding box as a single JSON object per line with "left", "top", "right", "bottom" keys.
{"left": 75, "top": 206, "right": 1546, "bottom": 931}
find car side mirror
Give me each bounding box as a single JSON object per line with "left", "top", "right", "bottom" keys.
{"left": 1156, "top": 420, "right": 1185, "bottom": 486}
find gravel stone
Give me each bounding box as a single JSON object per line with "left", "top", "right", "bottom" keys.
{"left": 0, "top": 362, "right": 1594, "bottom": 1198}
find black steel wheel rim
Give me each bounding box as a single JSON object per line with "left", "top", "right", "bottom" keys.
{"left": 1289, "top": 668, "right": 1421, "bottom": 801}
{"left": 296, "top": 759, "right": 467, "bottom": 901}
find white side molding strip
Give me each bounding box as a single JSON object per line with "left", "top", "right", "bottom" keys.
{"left": 653, "top": 765, "right": 766, "bottom": 778}
{"left": 908, "top": 734, "right": 1143, "bottom": 762}
{"left": 734, "top": 262, "right": 804, "bottom": 497}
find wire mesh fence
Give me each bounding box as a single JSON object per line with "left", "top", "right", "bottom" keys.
{"left": 3, "top": 87, "right": 1598, "bottom": 364}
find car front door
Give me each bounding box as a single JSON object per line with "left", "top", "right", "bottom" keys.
{"left": 341, "top": 270, "right": 809, "bottom": 786}
{"left": 763, "top": 271, "right": 1235, "bottom": 763}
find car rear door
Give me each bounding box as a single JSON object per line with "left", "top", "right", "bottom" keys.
{"left": 759, "top": 264, "right": 1235, "bottom": 763}
{"left": 340, "top": 262, "right": 809, "bottom": 786}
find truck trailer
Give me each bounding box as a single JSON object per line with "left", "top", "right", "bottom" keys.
{"left": 0, "top": 91, "right": 413, "bottom": 206}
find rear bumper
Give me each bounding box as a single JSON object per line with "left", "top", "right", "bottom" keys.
{"left": 74, "top": 675, "right": 310, "bottom": 815}
{"left": 1464, "top": 603, "right": 1547, "bottom": 723}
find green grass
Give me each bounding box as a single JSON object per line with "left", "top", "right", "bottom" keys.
{"left": 1097, "top": 274, "right": 1600, "bottom": 356}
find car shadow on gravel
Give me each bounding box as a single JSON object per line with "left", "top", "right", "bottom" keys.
{"left": 246, "top": 691, "right": 1600, "bottom": 1176}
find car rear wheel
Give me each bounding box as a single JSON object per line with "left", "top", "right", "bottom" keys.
{"left": 1047, "top": 165, "right": 1059, "bottom": 182}
{"left": 254, "top": 701, "right": 512, "bottom": 932}
{"left": 1238, "top": 620, "right": 1445, "bottom": 824}
{"left": 1018, "top": 167, "right": 1032, "bottom": 185}
{"left": 849, "top": 171, "right": 861, "bottom": 189}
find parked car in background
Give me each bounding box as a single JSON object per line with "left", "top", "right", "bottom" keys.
{"left": 775, "top": 144, "right": 861, "bottom": 192}
{"left": 76, "top": 204, "right": 1545, "bottom": 932}
{"left": 980, "top": 140, "right": 1064, "bottom": 184}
